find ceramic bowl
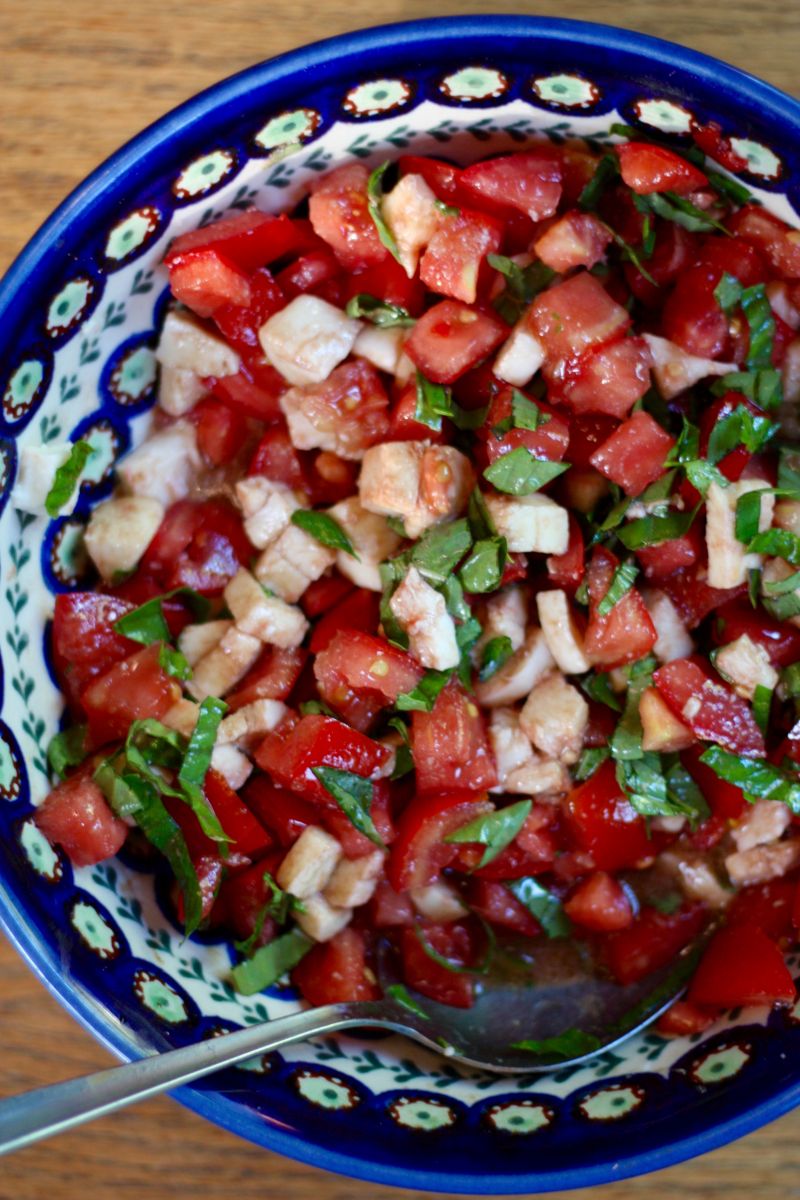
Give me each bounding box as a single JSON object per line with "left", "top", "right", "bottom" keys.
{"left": 2, "top": 15, "right": 800, "bottom": 1193}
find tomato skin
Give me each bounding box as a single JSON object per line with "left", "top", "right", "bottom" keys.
{"left": 636, "top": 523, "right": 703, "bottom": 580}
{"left": 81, "top": 644, "right": 180, "bottom": 748}
{"left": 399, "top": 922, "right": 477, "bottom": 1008}
{"left": 680, "top": 743, "right": 746, "bottom": 820}
{"left": 165, "top": 210, "right": 305, "bottom": 273}
{"left": 285, "top": 359, "right": 390, "bottom": 461}
{"left": 564, "top": 872, "right": 634, "bottom": 932}
{"left": 727, "top": 877, "right": 797, "bottom": 941}
{"left": 656, "top": 999, "right": 715, "bottom": 1037}
{"left": 309, "top": 163, "right": 388, "bottom": 270}
{"left": 51, "top": 593, "right": 139, "bottom": 709}
{"left": 412, "top": 684, "right": 497, "bottom": 794}
{"left": 208, "top": 360, "right": 285, "bottom": 423}
{"left": 728, "top": 205, "right": 800, "bottom": 280}
{"left": 204, "top": 770, "right": 273, "bottom": 859}
{"left": 241, "top": 778, "right": 317, "bottom": 847}
{"left": 301, "top": 573, "right": 354, "bottom": 619}
{"left": 712, "top": 599, "right": 800, "bottom": 668}
{"left": 308, "top": 589, "right": 380, "bottom": 655}
{"left": 225, "top": 646, "right": 308, "bottom": 711}
{"left": 564, "top": 759, "right": 654, "bottom": 872}
{"left": 142, "top": 498, "right": 253, "bottom": 597}
{"left": 534, "top": 210, "right": 612, "bottom": 273}
{"left": 405, "top": 299, "right": 506, "bottom": 386}
{"left": 321, "top": 779, "right": 395, "bottom": 858}
{"left": 480, "top": 387, "right": 570, "bottom": 465}
{"left": 459, "top": 152, "right": 562, "bottom": 221}
{"left": 653, "top": 657, "right": 765, "bottom": 757}
{"left": 688, "top": 924, "right": 796, "bottom": 1008}
{"left": 293, "top": 928, "right": 379, "bottom": 1005}
{"left": 191, "top": 396, "right": 248, "bottom": 466}
{"left": 254, "top": 714, "right": 391, "bottom": 805}
{"left": 314, "top": 629, "right": 421, "bottom": 705}
{"left": 212, "top": 266, "right": 285, "bottom": 357}
{"left": 457, "top": 807, "right": 559, "bottom": 880}
{"left": 216, "top": 858, "right": 280, "bottom": 947}
{"left": 624, "top": 222, "right": 695, "bottom": 307}
{"left": 368, "top": 880, "right": 415, "bottom": 927}
{"left": 660, "top": 565, "right": 747, "bottom": 631}
{"left": 603, "top": 904, "right": 707, "bottom": 985}
{"left": 557, "top": 337, "right": 653, "bottom": 419}
{"left": 615, "top": 142, "right": 708, "bottom": 195}
{"left": 692, "top": 121, "right": 750, "bottom": 172}
{"left": 274, "top": 249, "right": 342, "bottom": 299}
{"left": 389, "top": 384, "right": 448, "bottom": 443}
{"left": 661, "top": 263, "right": 729, "bottom": 359}
{"left": 388, "top": 790, "right": 494, "bottom": 892}
{"left": 589, "top": 411, "right": 675, "bottom": 496}
{"left": 420, "top": 208, "right": 503, "bottom": 304}
{"left": 546, "top": 513, "right": 585, "bottom": 592}
{"left": 35, "top": 770, "right": 128, "bottom": 867}
{"left": 344, "top": 258, "right": 427, "bottom": 317}
{"left": 466, "top": 878, "right": 541, "bottom": 937}
{"left": 168, "top": 248, "right": 252, "bottom": 318}
{"left": 584, "top": 547, "right": 657, "bottom": 668}
{"left": 528, "top": 272, "right": 630, "bottom": 361}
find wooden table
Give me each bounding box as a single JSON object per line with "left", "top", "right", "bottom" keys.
{"left": 3, "top": 2, "right": 800, "bottom": 1196}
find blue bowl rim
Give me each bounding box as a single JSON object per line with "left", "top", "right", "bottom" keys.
{"left": 3, "top": 13, "right": 800, "bottom": 1192}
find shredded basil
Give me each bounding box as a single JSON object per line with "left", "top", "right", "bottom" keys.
{"left": 735, "top": 488, "right": 772, "bottom": 544}
{"left": 413, "top": 371, "right": 487, "bottom": 433}
{"left": 488, "top": 253, "right": 556, "bottom": 324}
{"left": 345, "top": 293, "right": 415, "bottom": 327}
{"left": 714, "top": 271, "right": 743, "bottom": 315}
{"left": 47, "top": 724, "right": 88, "bottom": 780}
{"left": 386, "top": 983, "right": 430, "bottom": 1018}
{"left": 741, "top": 284, "right": 776, "bottom": 370}
{"left": 748, "top": 526, "right": 800, "bottom": 567}
{"left": 366, "top": 162, "right": 403, "bottom": 264}
{"left": 684, "top": 458, "right": 729, "bottom": 497}
{"left": 455, "top": 615, "right": 483, "bottom": 689}
{"left": 506, "top": 877, "right": 572, "bottom": 939}
{"left": 179, "top": 697, "right": 228, "bottom": 808}
{"left": 291, "top": 510, "right": 359, "bottom": 559}
{"left": 483, "top": 446, "right": 569, "bottom": 495}
{"left": 580, "top": 671, "right": 623, "bottom": 712}
{"left": 782, "top": 662, "right": 800, "bottom": 699}
{"left": 633, "top": 190, "right": 728, "bottom": 235}
{"left": 114, "top": 587, "right": 211, "bottom": 645}
{"left": 512, "top": 1029, "right": 602, "bottom": 1060}
{"left": 231, "top": 928, "right": 313, "bottom": 996}
{"left": 410, "top": 519, "right": 473, "bottom": 584}
{"left": 459, "top": 535, "right": 507, "bottom": 594}
{"left": 467, "top": 488, "right": 497, "bottom": 541}
{"left": 574, "top": 746, "right": 611, "bottom": 781}
{"left": 312, "top": 766, "right": 385, "bottom": 847}
{"left": 395, "top": 669, "right": 452, "bottom": 713}
{"left": 779, "top": 447, "right": 800, "bottom": 494}
{"left": 706, "top": 403, "right": 779, "bottom": 466}
{"left": 617, "top": 505, "right": 697, "bottom": 551}
{"left": 158, "top": 642, "right": 192, "bottom": 681}
{"left": 709, "top": 368, "right": 783, "bottom": 411}
{"left": 479, "top": 635, "right": 514, "bottom": 682}
{"left": 491, "top": 389, "right": 551, "bottom": 438}
{"left": 610, "top": 657, "right": 656, "bottom": 761}
{"left": 578, "top": 153, "right": 619, "bottom": 211}
{"left": 617, "top": 754, "right": 708, "bottom": 827}
{"left": 707, "top": 169, "right": 753, "bottom": 206}
{"left": 300, "top": 699, "right": 337, "bottom": 717}
{"left": 596, "top": 559, "right": 639, "bottom": 617}
{"left": 444, "top": 799, "right": 532, "bottom": 868}
{"left": 753, "top": 684, "right": 773, "bottom": 737}
{"left": 44, "top": 440, "right": 94, "bottom": 517}
{"left": 601, "top": 220, "right": 658, "bottom": 286}
{"left": 235, "top": 873, "right": 305, "bottom": 956}
{"left": 414, "top": 923, "right": 490, "bottom": 976}
{"left": 700, "top": 745, "right": 800, "bottom": 810}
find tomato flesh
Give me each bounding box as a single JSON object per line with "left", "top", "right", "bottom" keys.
{"left": 388, "top": 790, "right": 494, "bottom": 892}
{"left": 293, "top": 928, "right": 380, "bottom": 1005}
{"left": 653, "top": 657, "right": 765, "bottom": 757}
{"left": 564, "top": 759, "right": 654, "bottom": 871}
{"left": 688, "top": 924, "right": 796, "bottom": 1008}
{"left": 254, "top": 714, "right": 391, "bottom": 804}
{"left": 405, "top": 300, "right": 506, "bottom": 385}
{"left": 411, "top": 683, "right": 497, "bottom": 794}
{"left": 35, "top": 771, "right": 127, "bottom": 867}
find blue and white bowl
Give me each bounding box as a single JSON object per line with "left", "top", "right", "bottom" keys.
{"left": 2, "top": 16, "right": 800, "bottom": 1192}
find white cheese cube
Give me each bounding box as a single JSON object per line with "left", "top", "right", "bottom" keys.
{"left": 162, "top": 698, "right": 200, "bottom": 738}
{"left": 382, "top": 173, "right": 442, "bottom": 277}
{"left": 224, "top": 568, "right": 309, "bottom": 648}
{"left": 158, "top": 365, "right": 205, "bottom": 416}
{"left": 493, "top": 323, "right": 546, "bottom": 387}
{"left": 12, "top": 443, "right": 76, "bottom": 516}
{"left": 474, "top": 627, "right": 555, "bottom": 707}
{"left": 353, "top": 325, "right": 406, "bottom": 374}
{"left": 410, "top": 881, "right": 468, "bottom": 923}
{"left": 643, "top": 333, "right": 737, "bottom": 400}
{"left": 715, "top": 633, "right": 778, "bottom": 700}
{"left": 478, "top": 584, "right": 528, "bottom": 656}
{"left": 706, "top": 479, "right": 774, "bottom": 589}
{"left": 177, "top": 620, "right": 233, "bottom": 667}
{"left": 725, "top": 839, "right": 800, "bottom": 887}
{"left": 187, "top": 627, "right": 262, "bottom": 701}
{"left": 519, "top": 673, "right": 588, "bottom": 764}
{"left": 732, "top": 799, "right": 791, "bottom": 853}
{"left": 156, "top": 309, "right": 240, "bottom": 377}
{"left": 254, "top": 523, "right": 337, "bottom": 602}
{"left": 276, "top": 826, "right": 342, "bottom": 899}
{"left": 210, "top": 743, "right": 253, "bottom": 790}
{"left": 294, "top": 893, "right": 353, "bottom": 942}
{"left": 643, "top": 588, "right": 694, "bottom": 664}
{"left": 259, "top": 295, "right": 361, "bottom": 386}
{"left": 83, "top": 496, "right": 164, "bottom": 582}
{"left": 117, "top": 420, "right": 202, "bottom": 508}
{"left": 327, "top": 496, "right": 402, "bottom": 592}
{"left": 389, "top": 565, "right": 460, "bottom": 671}
{"left": 216, "top": 699, "right": 288, "bottom": 748}
{"left": 323, "top": 850, "right": 385, "bottom": 909}
{"left": 484, "top": 492, "right": 569, "bottom": 554}
{"left": 639, "top": 687, "right": 694, "bottom": 752}
{"left": 536, "top": 590, "right": 590, "bottom": 675}
{"left": 488, "top": 708, "right": 535, "bottom": 783}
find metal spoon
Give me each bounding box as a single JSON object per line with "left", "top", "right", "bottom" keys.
{"left": 0, "top": 935, "right": 701, "bottom": 1156}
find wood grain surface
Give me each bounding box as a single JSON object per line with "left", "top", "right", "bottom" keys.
{"left": 3, "top": 3, "right": 800, "bottom": 1197}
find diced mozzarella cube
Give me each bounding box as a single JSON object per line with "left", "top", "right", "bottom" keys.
{"left": 660, "top": 851, "right": 731, "bottom": 909}
{"left": 259, "top": 295, "right": 361, "bottom": 386}
{"left": 12, "top": 443, "right": 76, "bottom": 516}
{"left": 156, "top": 309, "right": 240, "bottom": 377}
{"left": 725, "top": 839, "right": 800, "bottom": 887}
{"left": 767, "top": 281, "right": 800, "bottom": 330}
{"left": 488, "top": 708, "right": 535, "bottom": 782}
{"left": 254, "top": 523, "right": 337, "bottom": 603}
{"left": 353, "top": 324, "right": 406, "bottom": 374}
{"left": 382, "top": 173, "right": 442, "bottom": 277}
{"left": 536, "top": 589, "right": 590, "bottom": 674}
{"left": 162, "top": 698, "right": 200, "bottom": 738}
{"left": 732, "top": 799, "right": 791, "bottom": 853}
{"left": 323, "top": 850, "right": 385, "bottom": 909}
{"left": 479, "top": 584, "right": 528, "bottom": 656}
{"left": 235, "top": 476, "right": 287, "bottom": 519}
{"left": 394, "top": 350, "right": 416, "bottom": 385}
{"left": 503, "top": 757, "right": 571, "bottom": 796}
{"left": 783, "top": 337, "right": 800, "bottom": 417}
{"left": 83, "top": 496, "right": 164, "bottom": 582}
{"left": 643, "top": 588, "right": 694, "bottom": 663}
{"left": 209, "top": 743, "right": 253, "bottom": 790}
{"left": 484, "top": 492, "right": 569, "bottom": 555}
{"left": 245, "top": 492, "right": 301, "bottom": 550}
{"left": 639, "top": 687, "right": 694, "bottom": 752}
{"left": 410, "top": 881, "right": 468, "bottom": 923}
{"left": 493, "top": 322, "right": 546, "bottom": 386}
{"left": 474, "top": 628, "right": 554, "bottom": 707}
{"left": 216, "top": 698, "right": 288, "bottom": 748}
{"left": 224, "top": 568, "right": 309, "bottom": 647}
{"left": 715, "top": 633, "right": 778, "bottom": 700}
{"left": 358, "top": 441, "right": 473, "bottom": 539}
{"left": 643, "top": 333, "right": 737, "bottom": 400}
{"left": 276, "top": 825, "right": 343, "bottom": 899}
{"left": 706, "top": 479, "right": 774, "bottom": 589}
{"left": 295, "top": 893, "right": 352, "bottom": 942}
{"left": 177, "top": 620, "right": 233, "bottom": 667}
{"left": 187, "top": 627, "right": 262, "bottom": 701}
{"left": 327, "top": 496, "right": 402, "bottom": 591}
{"left": 389, "top": 565, "right": 460, "bottom": 671}
{"left": 117, "top": 420, "right": 202, "bottom": 508}
{"left": 763, "top": 557, "right": 800, "bottom": 628}
{"left": 519, "top": 672, "right": 588, "bottom": 764}
{"left": 157, "top": 365, "right": 205, "bottom": 416}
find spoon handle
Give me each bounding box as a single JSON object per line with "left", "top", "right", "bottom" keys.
{"left": 0, "top": 1003, "right": 379, "bottom": 1156}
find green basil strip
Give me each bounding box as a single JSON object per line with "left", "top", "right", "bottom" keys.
{"left": 479, "top": 635, "right": 514, "bottom": 682}
{"left": 601, "top": 220, "right": 658, "bottom": 286}
{"left": 578, "top": 153, "right": 620, "bottom": 211}
{"left": 492, "top": 389, "right": 551, "bottom": 437}
{"left": 44, "top": 440, "right": 95, "bottom": 517}
{"left": 511, "top": 1029, "right": 603, "bottom": 1061}
{"left": 596, "top": 559, "right": 639, "bottom": 617}
{"left": 483, "top": 446, "right": 569, "bottom": 495}
{"left": 345, "top": 293, "right": 415, "bottom": 327}
{"left": 231, "top": 928, "right": 313, "bottom": 995}
{"left": 580, "top": 671, "right": 623, "bottom": 713}
{"left": 665, "top": 761, "right": 711, "bottom": 827}
{"left": 300, "top": 699, "right": 337, "bottom": 717}
{"left": 748, "top": 566, "right": 762, "bottom": 609}
{"left": 741, "top": 284, "right": 776, "bottom": 370}
{"left": 617, "top": 506, "right": 697, "bottom": 551}
{"left": 395, "top": 669, "right": 452, "bottom": 712}
{"left": 410, "top": 519, "right": 473, "bottom": 584}
{"left": 706, "top": 403, "right": 779, "bottom": 466}
{"left": 735, "top": 488, "right": 771, "bottom": 544}
{"left": 782, "top": 662, "right": 800, "bottom": 698}
{"left": 650, "top": 891, "right": 683, "bottom": 915}
{"left": 441, "top": 572, "right": 472, "bottom": 621}
{"left": 753, "top": 684, "right": 773, "bottom": 737}
{"left": 707, "top": 170, "right": 753, "bottom": 206}
{"left": 115, "top": 587, "right": 212, "bottom": 645}
{"left": 506, "top": 876, "right": 572, "bottom": 939}
{"left": 699, "top": 745, "right": 800, "bottom": 811}
{"left": 235, "top": 873, "right": 305, "bottom": 955}
{"left": 467, "top": 488, "right": 497, "bottom": 541}
{"left": 488, "top": 253, "right": 556, "bottom": 324}
{"left": 617, "top": 755, "right": 708, "bottom": 828}
{"left": 179, "top": 696, "right": 228, "bottom": 809}
{"left": 312, "top": 766, "right": 385, "bottom": 847}
{"left": 574, "top": 746, "right": 611, "bottom": 782}
{"left": 710, "top": 368, "right": 783, "bottom": 411}
{"left": 386, "top": 983, "right": 430, "bottom": 1019}
{"left": 634, "top": 190, "right": 729, "bottom": 235}
{"left": 444, "top": 799, "right": 532, "bottom": 868}
{"left": 667, "top": 417, "right": 701, "bottom": 466}
{"left": 291, "top": 510, "right": 359, "bottom": 559}
{"left": 459, "top": 535, "right": 507, "bottom": 594}
{"left": 47, "top": 725, "right": 88, "bottom": 781}
{"left": 748, "top": 527, "right": 800, "bottom": 567}
{"left": 158, "top": 643, "right": 192, "bottom": 681}
{"left": 610, "top": 657, "right": 656, "bottom": 761}
{"left": 414, "top": 371, "right": 451, "bottom": 433}
{"left": 456, "top": 614, "right": 483, "bottom": 689}
{"left": 367, "top": 162, "right": 403, "bottom": 264}
{"left": 414, "top": 922, "right": 491, "bottom": 976}
{"left": 684, "top": 459, "right": 728, "bottom": 497}
{"left": 714, "top": 271, "right": 742, "bottom": 315}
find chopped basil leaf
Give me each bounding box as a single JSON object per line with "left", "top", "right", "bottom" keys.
{"left": 574, "top": 746, "right": 610, "bottom": 781}
{"left": 411, "top": 519, "right": 473, "bottom": 584}
{"left": 748, "top": 567, "right": 762, "bottom": 608}
{"left": 345, "top": 293, "right": 415, "bottom": 327}
{"left": 667, "top": 417, "right": 701, "bottom": 466}
{"left": 741, "top": 284, "right": 776, "bottom": 370}
{"left": 395, "top": 669, "right": 452, "bottom": 712}
{"left": 379, "top": 561, "right": 410, "bottom": 649}
{"left": 115, "top": 587, "right": 211, "bottom": 645}
{"left": 291, "top": 510, "right": 359, "bottom": 559}
{"left": 312, "top": 766, "right": 385, "bottom": 847}
{"left": 511, "top": 1029, "right": 602, "bottom": 1061}
{"left": 706, "top": 403, "right": 779, "bottom": 466}
{"left": 684, "top": 458, "right": 728, "bottom": 497}
{"left": 753, "top": 684, "right": 773, "bottom": 737}
{"left": 488, "top": 253, "right": 556, "bottom": 324}
{"left": 707, "top": 169, "right": 753, "bottom": 206}
{"left": 580, "top": 671, "right": 623, "bottom": 713}
{"left": 748, "top": 527, "right": 800, "bottom": 567}
{"left": 506, "top": 876, "right": 572, "bottom": 939}
{"left": 601, "top": 220, "right": 657, "bottom": 286}
{"left": 44, "top": 440, "right": 94, "bottom": 517}
{"left": 641, "top": 213, "right": 656, "bottom": 258}
{"left": 467, "top": 488, "right": 497, "bottom": 541}
{"left": 440, "top": 572, "right": 472, "bottom": 621}
{"left": 459, "top": 535, "right": 507, "bottom": 594}
{"left": 47, "top": 724, "right": 88, "bottom": 781}
{"left": 300, "top": 699, "right": 337, "bottom": 717}
{"left": 385, "top": 515, "right": 408, "bottom": 538}
{"left": 386, "top": 982, "right": 430, "bottom": 1018}
{"left": 618, "top": 755, "right": 709, "bottom": 827}
{"left": 735, "top": 488, "right": 772, "bottom": 544}
{"left": 713, "top": 271, "right": 742, "bottom": 315}
{"left": 444, "top": 799, "right": 532, "bottom": 868}
{"left": 578, "top": 153, "right": 619, "bottom": 211}
{"left": 413, "top": 371, "right": 487, "bottom": 433}
{"left": 634, "top": 190, "right": 728, "bottom": 235}
{"left": 763, "top": 578, "right": 800, "bottom": 622}
{"left": 234, "top": 874, "right": 305, "bottom": 956}
{"left": 617, "top": 506, "right": 697, "bottom": 551}
{"left": 434, "top": 199, "right": 460, "bottom": 217}
{"left": 455, "top": 615, "right": 483, "bottom": 689}
{"left": 386, "top": 715, "right": 414, "bottom": 779}
{"left": 650, "top": 891, "right": 683, "bottom": 915}
{"left": 596, "top": 559, "right": 639, "bottom": 617}
{"left": 492, "top": 389, "right": 551, "bottom": 437}
{"left": 231, "top": 928, "right": 313, "bottom": 996}
{"left": 709, "top": 368, "right": 783, "bottom": 411}
{"left": 610, "top": 657, "right": 655, "bottom": 761}
{"left": 158, "top": 643, "right": 192, "bottom": 681}
{"left": 414, "top": 923, "right": 489, "bottom": 976}
{"left": 367, "top": 162, "right": 403, "bottom": 264}
{"left": 483, "top": 446, "right": 569, "bottom": 495}
{"left": 700, "top": 745, "right": 800, "bottom": 811}
{"left": 479, "top": 635, "right": 514, "bottom": 682}
{"left": 179, "top": 696, "right": 228, "bottom": 808}
{"left": 782, "top": 662, "right": 800, "bottom": 699}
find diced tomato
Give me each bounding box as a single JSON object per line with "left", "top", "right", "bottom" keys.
{"left": 191, "top": 396, "right": 248, "bottom": 466}
{"left": 455, "top": 806, "right": 558, "bottom": 880}
{"left": 565, "top": 759, "right": 655, "bottom": 871}
{"left": 624, "top": 223, "right": 695, "bottom": 307}
{"left": 656, "top": 999, "right": 715, "bottom": 1037}
{"left": 661, "top": 263, "right": 730, "bottom": 359}
{"left": 696, "top": 236, "right": 769, "bottom": 290}
{"left": 692, "top": 121, "right": 750, "bottom": 172}
{"left": 584, "top": 699, "right": 617, "bottom": 747}
{"left": 420, "top": 209, "right": 503, "bottom": 305}
{"left": 660, "top": 565, "right": 747, "bottom": 630}
{"left": 727, "top": 877, "right": 797, "bottom": 941}
{"left": 584, "top": 546, "right": 657, "bottom": 668}
{"left": 242, "top": 777, "right": 317, "bottom": 846}
{"left": 35, "top": 770, "right": 127, "bottom": 867}
{"left": 284, "top": 359, "right": 390, "bottom": 460}
{"left": 343, "top": 258, "right": 426, "bottom": 317}
{"left": 141, "top": 499, "right": 204, "bottom": 573}
{"left": 165, "top": 211, "right": 306, "bottom": 273}
{"left": 459, "top": 152, "right": 562, "bottom": 221}
{"left": 728, "top": 205, "right": 800, "bottom": 280}
{"left": 564, "top": 871, "right": 634, "bottom": 932}
{"left": 412, "top": 683, "right": 497, "bottom": 794}
{"left": 528, "top": 272, "right": 630, "bottom": 361}
{"left": 81, "top": 643, "right": 179, "bottom": 747}
{"left": 212, "top": 266, "right": 284, "bottom": 356}
{"left": 248, "top": 424, "right": 306, "bottom": 490}
{"left": 603, "top": 904, "right": 707, "bottom": 985}
{"left": 208, "top": 360, "right": 285, "bottom": 422}
{"left": 225, "top": 647, "right": 307, "bottom": 711}
{"left": 589, "top": 411, "right": 675, "bottom": 496}
{"left": 203, "top": 770, "right": 273, "bottom": 859}
{"left": 369, "top": 879, "right": 415, "bottom": 927}
{"left": 500, "top": 553, "right": 529, "bottom": 586}
{"left": 293, "top": 928, "right": 379, "bottom": 1004}
{"left": 534, "top": 210, "right": 612, "bottom": 273}
{"left": 321, "top": 778, "right": 395, "bottom": 858}
{"left": 466, "top": 878, "right": 541, "bottom": 937}
{"left": 399, "top": 922, "right": 477, "bottom": 1008}
{"left": 308, "top": 163, "right": 388, "bottom": 270}
{"left": 305, "top": 588, "right": 377, "bottom": 653}
{"left": 167, "top": 248, "right": 252, "bottom": 319}
{"left": 712, "top": 599, "right": 800, "bottom": 668}
{"left": 254, "top": 714, "right": 390, "bottom": 805}
{"left": 166, "top": 502, "right": 253, "bottom": 597}
{"left": 688, "top": 923, "right": 795, "bottom": 1008}
{"left": 389, "top": 383, "right": 447, "bottom": 443}
{"left": 636, "top": 522, "right": 703, "bottom": 580}
{"left": 546, "top": 513, "right": 585, "bottom": 591}
{"left": 388, "top": 790, "right": 494, "bottom": 892}
{"left": 480, "top": 386, "right": 570, "bottom": 465}
{"left": 680, "top": 743, "right": 747, "bottom": 819}
{"left": 215, "top": 858, "right": 279, "bottom": 947}
{"left": 562, "top": 412, "right": 618, "bottom": 469}
{"left": 51, "top": 593, "right": 139, "bottom": 709}
{"left": 405, "top": 300, "right": 506, "bottom": 386}
{"left": 653, "top": 657, "right": 765, "bottom": 757}
{"left": 690, "top": 813, "right": 729, "bottom": 851}
{"left": 274, "top": 248, "right": 342, "bottom": 300}
{"left": 314, "top": 629, "right": 420, "bottom": 703}
{"left": 615, "top": 142, "right": 708, "bottom": 195}
{"left": 557, "top": 337, "right": 653, "bottom": 419}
